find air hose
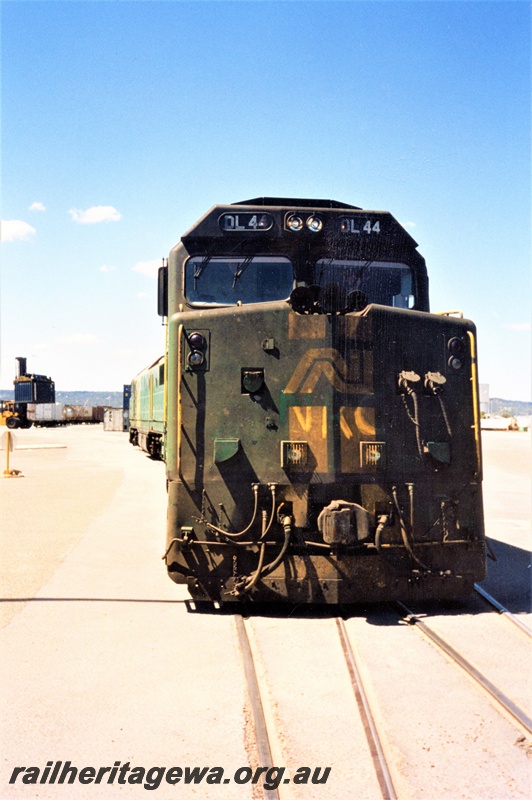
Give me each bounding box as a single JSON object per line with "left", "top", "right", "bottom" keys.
{"left": 232, "top": 515, "right": 292, "bottom": 595}
{"left": 392, "top": 485, "right": 432, "bottom": 572}
{"left": 205, "top": 483, "right": 260, "bottom": 539}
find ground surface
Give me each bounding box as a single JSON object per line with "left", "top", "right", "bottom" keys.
{"left": 0, "top": 427, "right": 530, "bottom": 799}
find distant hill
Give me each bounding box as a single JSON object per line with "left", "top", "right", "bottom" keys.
{"left": 1, "top": 389, "right": 530, "bottom": 416}
{"left": 56, "top": 391, "right": 124, "bottom": 407}
{"left": 489, "top": 398, "right": 532, "bottom": 416}
{"left": 0, "top": 389, "right": 123, "bottom": 407}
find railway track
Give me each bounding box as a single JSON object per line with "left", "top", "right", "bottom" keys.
{"left": 234, "top": 598, "right": 531, "bottom": 799}
{"left": 474, "top": 583, "right": 532, "bottom": 637}
{"left": 235, "top": 612, "right": 398, "bottom": 800}
{"left": 395, "top": 601, "right": 532, "bottom": 735}
{"left": 235, "top": 615, "right": 281, "bottom": 800}
{"left": 335, "top": 618, "right": 397, "bottom": 800}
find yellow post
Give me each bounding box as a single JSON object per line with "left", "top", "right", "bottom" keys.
{"left": 2, "top": 430, "right": 24, "bottom": 478}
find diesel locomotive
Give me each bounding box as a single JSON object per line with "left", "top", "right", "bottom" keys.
{"left": 134, "top": 197, "right": 485, "bottom": 604}
{"left": 129, "top": 355, "right": 165, "bottom": 458}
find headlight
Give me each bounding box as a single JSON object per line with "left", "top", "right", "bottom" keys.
{"left": 286, "top": 214, "right": 304, "bottom": 231}
{"left": 188, "top": 350, "right": 205, "bottom": 367}
{"left": 241, "top": 369, "right": 264, "bottom": 394}
{"left": 448, "top": 356, "right": 463, "bottom": 370}
{"left": 306, "top": 215, "right": 323, "bottom": 232}
{"left": 447, "top": 337, "right": 465, "bottom": 370}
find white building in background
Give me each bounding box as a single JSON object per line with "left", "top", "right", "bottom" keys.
{"left": 479, "top": 384, "right": 490, "bottom": 415}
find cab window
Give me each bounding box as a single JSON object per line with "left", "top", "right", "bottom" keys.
{"left": 315, "top": 259, "right": 415, "bottom": 309}
{"left": 185, "top": 256, "right": 294, "bottom": 306}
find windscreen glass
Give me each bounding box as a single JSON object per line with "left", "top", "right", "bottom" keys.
{"left": 185, "top": 256, "right": 294, "bottom": 306}
{"left": 315, "top": 259, "right": 415, "bottom": 309}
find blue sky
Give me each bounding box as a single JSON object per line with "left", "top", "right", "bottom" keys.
{"left": 1, "top": 0, "right": 530, "bottom": 399}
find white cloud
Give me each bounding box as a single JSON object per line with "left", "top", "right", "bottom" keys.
{"left": 68, "top": 206, "right": 121, "bottom": 224}
{"left": 137, "top": 291, "right": 150, "bottom": 299}
{"left": 0, "top": 219, "right": 37, "bottom": 242}
{"left": 503, "top": 322, "right": 532, "bottom": 332}
{"left": 99, "top": 264, "right": 116, "bottom": 273}
{"left": 132, "top": 258, "right": 160, "bottom": 278}
{"left": 29, "top": 202, "right": 46, "bottom": 212}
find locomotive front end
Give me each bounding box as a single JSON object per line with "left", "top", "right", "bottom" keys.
{"left": 160, "top": 199, "right": 485, "bottom": 604}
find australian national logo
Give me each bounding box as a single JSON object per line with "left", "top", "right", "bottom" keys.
{"left": 283, "top": 348, "right": 375, "bottom": 473}
{"left": 284, "top": 348, "right": 365, "bottom": 395}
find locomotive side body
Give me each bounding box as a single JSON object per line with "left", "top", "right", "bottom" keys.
{"left": 129, "top": 356, "right": 165, "bottom": 459}
{"left": 160, "top": 199, "right": 485, "bottom": 604}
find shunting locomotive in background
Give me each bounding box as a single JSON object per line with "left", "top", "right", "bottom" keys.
{"left": 0, "top": 357, "right": 55, "bottom": 429}
{"left": 133, "top": 197, "right": 485, "bottom": 604}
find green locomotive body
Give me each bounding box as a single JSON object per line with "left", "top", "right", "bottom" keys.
{"left": 129, "top": 355, "right": 165, "bottom": 459}
{"left": 142, "top": 198, "right": 485, "bottom": 604}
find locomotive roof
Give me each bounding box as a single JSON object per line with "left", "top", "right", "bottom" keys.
{"left": 235, "top": 197, "right": 361, "bottom": 210}
{"left": 180, "top": 199, "right": 419, "bottom": 250}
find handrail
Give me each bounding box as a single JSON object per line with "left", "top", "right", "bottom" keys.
{"left": 468, "top": 330, "right": 482, "bottom": 477}
{"left": 436, "top": 310, "right": 464, "bottom": 318}
{"left": 177, "top": 323, "right": 184, "bottom": 478}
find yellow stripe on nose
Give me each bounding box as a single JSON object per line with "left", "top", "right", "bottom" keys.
{"left": 288, "top": 406, "right": 328, "bottom": 472}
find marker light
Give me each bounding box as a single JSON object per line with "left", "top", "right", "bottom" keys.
{"left": 286, "top": 215, "right": 304, "bottom": 231}
{"left": 188, "top": 331, "right": 206, "bottom": 350}
{"left": 306, "top": 215, "right": 323, "bottom": 232}
{"left": 447, "top": 337, "right": 464, "bottom": 356}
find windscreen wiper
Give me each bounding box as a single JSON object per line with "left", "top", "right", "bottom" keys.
{"left": 232, "top": 256, "right": 254, "bottom": 288}
{"left": 193, "top": 255, "right": 212, "bottom": 290}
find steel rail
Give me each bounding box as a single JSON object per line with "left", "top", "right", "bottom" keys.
{"left": 336, "top": 618, "right": 398, "bottom": 800}
{"left": 396, "top": 602, "right": 532, "bottom": 735}
{"left": 474, "top": 583, "right": 532, "bottom": 637}
{"left": 234, "top": 615, "right": 280, "bottom": 800}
